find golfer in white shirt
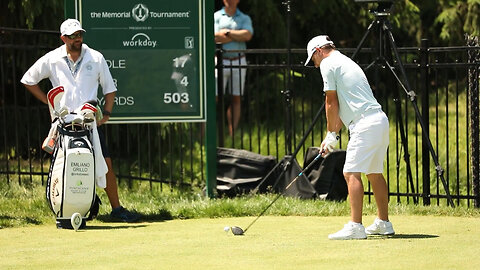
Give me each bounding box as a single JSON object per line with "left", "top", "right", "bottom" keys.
{"left": 305, "top": 35, "right": 395, "bottom": 240}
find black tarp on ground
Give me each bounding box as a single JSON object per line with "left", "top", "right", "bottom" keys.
{"left": 216, "top": 147, "right": 277, "bottom": 197}
{"left": 216, "top": 147, "right": 348, "bottom": 201}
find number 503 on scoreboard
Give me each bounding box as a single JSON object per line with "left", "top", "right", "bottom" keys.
{"left": 164, "top": 92, "right": 190, "bottom": 104}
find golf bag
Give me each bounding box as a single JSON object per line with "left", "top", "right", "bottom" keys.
{"left": 46, "top": 122, "right": 99, "bottom": 229}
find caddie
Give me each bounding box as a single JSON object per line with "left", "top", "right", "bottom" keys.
{"left": 21, "top": 18, "right": 139, "bottom": 223}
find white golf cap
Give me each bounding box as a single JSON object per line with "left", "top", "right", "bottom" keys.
{"left": 304, "top": 35, "right": 334, "bottom": 66}
{"left": 60, "top": 19, "right": 85, "bottom": 36}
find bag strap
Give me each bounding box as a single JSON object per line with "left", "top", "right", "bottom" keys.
{"left": 57, "top": 125, "right": 89, "bottom": 137}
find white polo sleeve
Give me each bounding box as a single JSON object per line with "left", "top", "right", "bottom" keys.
{"left": 320, "top": 61, "right": 336, "bottom": 92}
{"left": 20, "top": 54, "right": 51, "bottom": 85}
{"left": 98, "top": 55, "right": 117, "bottom": 95}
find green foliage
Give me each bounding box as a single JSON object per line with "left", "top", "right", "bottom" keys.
{"left": 239, "top": 0, "right": 287, "bottom": 48}
{"left": 238, "top": 0, "right": 423, "bottom": 48}
{"left": 1, "top": 0, "right": 63, "bottom": 29}
{"left": 435, "top": 0, "right": 480, "bottom": 44}
{"left": 1, "top": 0, "right": 479, "bottom": 46}
{"left": 238, "top": 0, "right": 478, "bottom": 47}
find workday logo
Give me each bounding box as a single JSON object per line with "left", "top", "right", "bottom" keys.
{"left": 132, "top": 3, "right": 149, "bottom": 22}
{"left": 123, "top": 33, "right": 157, "bottom": 48}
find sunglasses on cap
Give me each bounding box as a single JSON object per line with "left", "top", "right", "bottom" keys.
{"left": 65, "top": 32, "right": 83, "bottom": 39}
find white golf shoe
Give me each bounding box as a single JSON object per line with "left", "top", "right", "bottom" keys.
{"left": 365, "top": 218, "right": 395, "bottom": 235}
{"left": 328, "top": 221, "right": 367, "bottom": 240}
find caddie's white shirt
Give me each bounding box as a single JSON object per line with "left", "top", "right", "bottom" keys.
{"left": 320, "top": 50, "right": 381, "bottom": 126}
{"left": 21, "top": 44, "right": 116, "bottom": 111}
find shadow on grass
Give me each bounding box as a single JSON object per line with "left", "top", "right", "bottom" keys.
{"left": 368, "top": 234, "right": 439, "bottom": 240}
{"left": 84, "top": 224, "right": 148, "bottom": 230}
{"left": 83, "top": 210, "right": 175, "bottom": 230}
{"left": 96, "top": 208, "right": 173, "bottom": 223}
{"left": 0, "top": 215, "right": 42, "bottom": 228}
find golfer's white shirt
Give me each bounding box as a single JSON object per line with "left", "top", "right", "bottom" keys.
{"left": 21, "top": 44, "right": 116, "bottom": 111}
{"left": 320, "top": 50, "right": 381, "bottom": 126}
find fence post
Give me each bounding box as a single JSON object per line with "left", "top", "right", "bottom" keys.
{"left": 420, "top": 38, "right": 431, "bottom": 205}
{"left": 205, "top": 0, "right": 217, "bottom": 198}
{"left": 467, "top": 35, "right": 480, "bottom": 207}
{"left": 215, "top": 44, "right": 225, "bottom": 147}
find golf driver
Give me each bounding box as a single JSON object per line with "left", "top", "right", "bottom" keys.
{"left": 231, "top": 149, "right": 325, "bottom": 236}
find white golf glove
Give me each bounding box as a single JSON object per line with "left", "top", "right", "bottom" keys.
{"left": 321, "top": 131, "right": 339, "bottom": 153}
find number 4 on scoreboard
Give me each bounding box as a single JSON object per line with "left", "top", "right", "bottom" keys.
{"left": 180, "top": 76, "right": 189, "bottom": 86}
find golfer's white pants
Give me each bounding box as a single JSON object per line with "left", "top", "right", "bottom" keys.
{"left": 343, "top": 110, "right": 389, "bottom": 174}
{"left": 215, "top": 56, "right": 247, "bottom": 96}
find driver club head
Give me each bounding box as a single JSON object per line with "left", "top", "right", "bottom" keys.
{"left": 231, "top": 226, "right": 245, "bottom": 236}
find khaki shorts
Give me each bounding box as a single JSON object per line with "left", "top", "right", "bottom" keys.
{"left": 215, "top": 56, "right": 247, "bottom": 96}
{"left": 343, "top": 110, "right": 389, "bottom": 174}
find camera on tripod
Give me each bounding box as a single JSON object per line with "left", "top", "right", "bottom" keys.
{"left": 355, "top": 0, "right": 395, "bottom": 15}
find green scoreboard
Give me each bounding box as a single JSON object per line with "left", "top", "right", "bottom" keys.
{"left": 65, "top": 0, "right": 209, "bottom": 123}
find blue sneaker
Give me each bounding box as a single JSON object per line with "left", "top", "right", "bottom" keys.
{"left": 110, "top": 206, "right": 140, "bottom": 223}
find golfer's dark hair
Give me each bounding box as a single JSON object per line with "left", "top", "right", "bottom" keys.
{"left": 322, "top": 44, "right": 336, "bottom": 50}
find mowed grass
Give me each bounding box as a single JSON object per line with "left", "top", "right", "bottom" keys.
{"left": 1, "top": 215, "right": 479, "bottom": 269}
{"left": 1, "top": 179, "right": 479, "bottom": 229}
{"left": 1, "top": 180, "right": 480, "bottom": 269}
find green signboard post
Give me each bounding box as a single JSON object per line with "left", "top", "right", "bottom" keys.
{"left": 65, "top": 0, "right": 208, "bottom": 123}
{"left": 65, "top": 0, "right": 217, "bottom": 197}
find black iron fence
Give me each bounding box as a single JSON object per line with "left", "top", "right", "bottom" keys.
{"left": 1, "top": 28, "right": 479, "bottom": 207}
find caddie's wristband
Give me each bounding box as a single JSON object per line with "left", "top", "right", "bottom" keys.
{"left": 103, "top": 110, "right": 111, "bottom": 116}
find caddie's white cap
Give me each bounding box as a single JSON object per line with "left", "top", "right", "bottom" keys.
{"left": 60, "top": 19, "right": 85, "bottom": 36}
{"left": 304, "top": 35, "right": 334, "bottom": 66}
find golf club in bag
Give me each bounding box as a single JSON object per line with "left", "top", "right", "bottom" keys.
{"left": 230, "top": 150, "right": 325, "bottom": 236}
{"left": 44, "top": 86, "right": 101, "bottom": 230}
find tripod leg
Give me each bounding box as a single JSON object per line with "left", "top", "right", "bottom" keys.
{"left": 352, "top": 19, "right": 376, "bottom": 60}
{"left": 252, "top": 102, "right": 325, "bottom": 194}
{"left": 392, "top": 88, "right": 419, "bottom": 204}
{"left": 291, "top": 102, "right": 325, "bottom": 156}
{"left": 269, "top": 102, "right": 325, "bottom": 192}
{"left": 383, "top": 38, "right": 419, "bottom": 204}
{"left": 383, "top": 24, "right": 455, "bottom": 207}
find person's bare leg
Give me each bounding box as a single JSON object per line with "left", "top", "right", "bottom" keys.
{"left": 344, "top": 172, "right": 364, "bottom": 224}
{"left": 366, "top": 173, "right": 389, "bottom": 221}
{"left": 104, "top": 157, "right": 120, "bottom": 209}
{"left": 227, "top": 95, "right": 241, "bottom": 136}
